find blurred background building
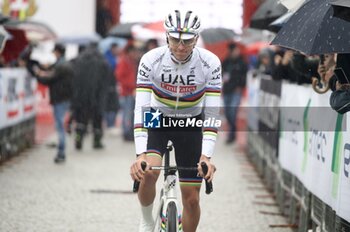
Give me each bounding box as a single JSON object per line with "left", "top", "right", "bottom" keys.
{"left": 0, "top": 0, "right": 269, "bottom": 62}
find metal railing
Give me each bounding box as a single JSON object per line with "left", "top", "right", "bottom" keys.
{"left": 246, "top": 131, "right": 349, "bottom": 232}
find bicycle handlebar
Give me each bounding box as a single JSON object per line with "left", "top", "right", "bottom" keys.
{"left": 133, "top": 161, "right": 214, "bottom": 195}
{"left": 200, "top": 162, "right": 213, "bottom": 195}
{"left": 133, "top": 161, "right": 147, "bottom": 193}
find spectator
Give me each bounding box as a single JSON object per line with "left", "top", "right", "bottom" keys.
{"left": 143, "top": 38, "right": 159, "bottom": 53}
{"left": 104, "top": 43, "right": 121, "bottom": 135}
{"left": 104, "top": 43, "right": 120, "bottom": 71}
{"left": 116, "top": 44, "right": 139, "bottom": 141}
{"left": 273, "top": 50, "right": 319, "bottom": 84}
{"left": 104, "top": 69, "right": 120, "bottom": 135}
{"left": 272, "top": 49, "right": 292, "bottom": 81}
{"left": 65, "top": 45, "right": 87, "bottom": 135}
{"left": 34, "top": 44, "right": 73, "bottom": 163}
{"left": 257, "top": 47, "right": 275, "bottom": 75}
{"left": 222, "top": 42, "right": 248, "bottom": 144}
{"left": 72, "top": 46, "right": 109, "bottom": 149}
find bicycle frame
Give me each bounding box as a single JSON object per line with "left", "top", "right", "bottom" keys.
{"left": 152, "top": 143, "right": 183, "bottom": 232}
{"left": 153, "top": 173, "right": 182, "bottom": 232}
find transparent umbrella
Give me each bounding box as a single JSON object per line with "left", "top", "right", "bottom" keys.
{"left": 3, "top": 19, "right": 56, "bottom": 42}
{"left": 98, "top": 36, "right": 127, "bottom": 54}
{"left": 108, "top": 22, "right": 142, "bottom": 39}
{"left": 199, "top": 27, "right": 236, "bottom": 44}
{"left": 250, "top": 0, "right": 288, "bottom": 30}
{"left": 278, "top": 0, "right": 306, "bottom": 11}
{"left": 58, "top": 33, "right": 101, "bottom": 46}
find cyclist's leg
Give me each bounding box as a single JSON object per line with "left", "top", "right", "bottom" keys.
{"left": 180, "top": 185, "right": 201, "bottom": 232}
{"left": 139, "top": 128, "right": 168, "bottom": 204}
{"left": 172, "top": 128, "right": 202, "bottom": 232}
{"left": 138, "top": 153, "right": 162, "bottom": 231}
{"left": 138, "top": 152, "right": 162, "bottom": 206}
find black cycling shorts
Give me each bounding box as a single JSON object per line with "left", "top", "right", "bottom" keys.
{"left": 146, "top": 114, "right": 203, "bottom": 186}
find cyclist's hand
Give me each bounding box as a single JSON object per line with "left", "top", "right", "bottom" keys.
{"left": 130, "top": 153, "right": 147, "bottom": 182}
{"left": 198, "top": 155, "right": 216, "bottom": 182}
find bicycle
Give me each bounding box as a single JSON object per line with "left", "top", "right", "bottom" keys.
{"left": 133, "top": 141, "right": 213, "bottom": 232}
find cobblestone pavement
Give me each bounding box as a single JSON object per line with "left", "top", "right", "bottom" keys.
{"left": 0, "top": 130, "right": 293, "bottom": 232}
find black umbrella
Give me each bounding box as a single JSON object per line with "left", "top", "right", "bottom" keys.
{"left": 271, "top": 0, "right": 350, "bottom": 55}
{"left": 108, "top": 22, "right": 142, "bottom": 39}
{"left": 250, "top": 0, "right": 288, "bottom": 30}
{"left": 199, "top": 27, "right": 235, "bottom": 44}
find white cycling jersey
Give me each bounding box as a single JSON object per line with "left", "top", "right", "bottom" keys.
{"left": 134, "top": 45, "right": 222, "bottom": 157}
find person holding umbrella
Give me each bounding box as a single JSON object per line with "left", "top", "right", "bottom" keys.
{"left": 318, "top": 53, "right": 350, "bottom": 114}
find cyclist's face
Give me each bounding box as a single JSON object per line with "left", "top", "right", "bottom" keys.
{"left": 168, "top": 34, "right": 197, "bottom": 61}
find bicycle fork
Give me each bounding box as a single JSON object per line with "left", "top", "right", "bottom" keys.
{"left": 158, "top": 175, "right": 183, "bottom": 232}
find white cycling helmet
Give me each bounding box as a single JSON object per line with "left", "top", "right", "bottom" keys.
{"left": 164, "top": 10, "right": 201, "bottom": 40}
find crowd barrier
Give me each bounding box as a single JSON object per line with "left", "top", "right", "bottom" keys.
{"left": 0, "top": 68, "right": 37, "bottom": 162}
{"left": 246, "top": 71, "right": 350, "bottom": 232}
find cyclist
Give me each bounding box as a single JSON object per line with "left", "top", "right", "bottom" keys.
{"left": 130, "top": 9, "right": 222, "bottom": 232}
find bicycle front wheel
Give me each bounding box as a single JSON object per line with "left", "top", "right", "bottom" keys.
{"left": 166, "top": 201, "right": 177, "bottom": 232}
